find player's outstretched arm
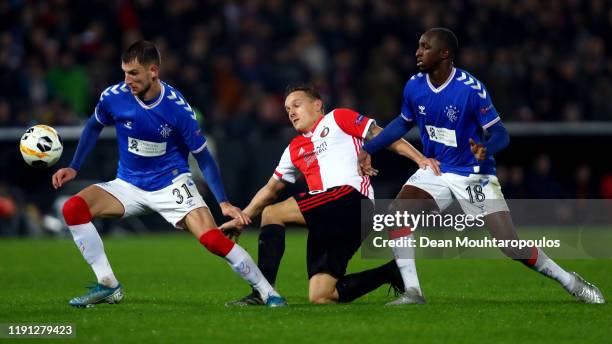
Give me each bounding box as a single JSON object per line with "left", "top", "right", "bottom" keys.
{"left": 193, "top": 148, "right": 250, "bottom": 225}
{"left": 220, "top": 177, "right": 285, "bottom": 241}
{"left": 52, "top": 116, "right": 104, "bottom": 189}
{"left": 358, "top": 115, "right": 414, "bottom": 176}
{"left": 360, "top": 121, "right": 441, "bottom": 176}
{"left": 370, "top": 124, "right": 441, "bottom": 175}
{"left": 242, "top": 177, "right": 286, "bottom": 219}
{"left": 362, "top": 116, "right": 413, "bottom": 155}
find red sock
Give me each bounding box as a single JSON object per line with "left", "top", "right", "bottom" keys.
{"left": 199, "top": 229, "right": 235, "bottom": 257}
{"left": 526, "top": 246, "right": 539, "bottom": 266}
{"left": 389, "top": 226, "right": 413, "bottom": 240}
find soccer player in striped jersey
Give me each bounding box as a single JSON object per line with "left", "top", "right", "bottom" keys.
{"left": 51, "top": 41, "right": 286, "bottom": 307}
{"left": 222, "top": 85, "right": 440, "bottom": 305}
{"left": 359, "top": 28, "right": 604, "bottom": 304}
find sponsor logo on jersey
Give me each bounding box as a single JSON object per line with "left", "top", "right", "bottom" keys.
{"left": 418, "top": 105, "right": 426, "bottom": 115}
{"left": 124, "top": 120, "right": 133, "bottom": 129}
{"left": 355, "top": 114, "right": 365, "bottom": 125}
{"left": 320, "top": 127, "right": 330, "bottom": 137}
{"left": 445, "top": 105, "right": 459, "bottom": 122}
{"left": 128, "top": 137, "right": 167, "bottom": 157}
{"left": 302, "top": 141, "right": 328, "bottom": 167}
{"left": 159, "top": 123, "right": 172, "bottom": 138}
{"left": 425, "top": 125, "right": 457, "bottom": 147}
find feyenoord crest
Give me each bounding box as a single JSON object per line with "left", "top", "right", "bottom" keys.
{"left": 320, "top": 127, "right": 330, "bottom": 137}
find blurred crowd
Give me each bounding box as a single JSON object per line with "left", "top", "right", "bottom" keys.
{"left": 1, "top": 0, "right": 612, "bottom": 131}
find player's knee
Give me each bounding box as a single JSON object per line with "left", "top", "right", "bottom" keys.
{"left": 261, "top": 205, "right": 283, "bottom": 226}
{"left": 62, "top": 195, "right": 92, "bottom": 226}
{"left": 308, "top": 279, "right": 339, "bottom": 304}
{"left": 309, "top": 292, "right": 336, "bottom": 304}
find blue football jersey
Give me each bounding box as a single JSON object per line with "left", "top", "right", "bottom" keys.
{"left": 94, "top": 81, "right": 206, "bottom": 191}
{"left": 400, "top": 67, "right": 500, "bottom": 176}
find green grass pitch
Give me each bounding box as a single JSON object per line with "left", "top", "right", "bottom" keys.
{"left": 1, "top": 231, "right": 610, "bottom": 343}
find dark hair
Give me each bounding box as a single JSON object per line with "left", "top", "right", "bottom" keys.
{"left": 284, "top": 84, "right": 325, "bottom": 112}
{"left": 428, "top": 27, "right": 459, "bottom": 59}
{"left": 284, "top": 84, "right": 322, "bottom": 100}
{"left": 121, "top": 40, "right": 161, "bottom": 66}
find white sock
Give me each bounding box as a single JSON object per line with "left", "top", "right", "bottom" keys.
{"left": 530, "top": 248, "right": 573, "bottom": 289}
{"left": 224, "top": 244, "right": 280, "bottom": 302}
{"left": 69, "top": 223, "right": 118, "bottom": 288}
{"left": 391, "top": 232, "right": 422, "bottom": 292}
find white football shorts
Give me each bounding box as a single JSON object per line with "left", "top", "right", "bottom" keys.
{"left": 95, "top": 173, "right": 207, "bottom": 229}
{"left": 405, "top": 167, "right": 509, "bottom": 216}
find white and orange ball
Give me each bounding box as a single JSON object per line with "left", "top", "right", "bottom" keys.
{"left": 19, "top": 125, "right": 63, "bottom": 168}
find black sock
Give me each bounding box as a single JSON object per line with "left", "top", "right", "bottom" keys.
{"left": 336, "top": 260, "right": 397, "bottom": 303}
{"left": 257, "top": 224, "right": 285, "bottom": 286}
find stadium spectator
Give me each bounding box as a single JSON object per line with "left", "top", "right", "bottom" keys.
{"left": 1, "top": 1, "right": 611, "bottom": 128}
{"left": 572, "top": 164, "right": 597, "bottom": 199}
{"left": 526, "top": 154, "right": 567, "bottom": 198}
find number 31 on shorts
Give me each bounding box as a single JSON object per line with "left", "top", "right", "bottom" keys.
{"left": 172, "top": 181, "right": 196, "bottom": 204}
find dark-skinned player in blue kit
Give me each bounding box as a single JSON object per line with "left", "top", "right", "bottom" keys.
{"left": 359, "top": 28, "right": 604, "bottom": 305}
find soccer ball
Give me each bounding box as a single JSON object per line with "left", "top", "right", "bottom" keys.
{"left": 19, "top": 125, "right": 63, "bottom": 168}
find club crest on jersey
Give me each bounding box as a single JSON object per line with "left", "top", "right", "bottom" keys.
{"left": 159, "top": 124, "right": 172, "bottom": 138}
{"left": 418, "top": 105, "right": 426, "bottom": 115}
{"left": 320, "top": 127, "right": 330, "bottom": 137}
{"left": 445, "top": 105, "right": 459, "bottom": 122}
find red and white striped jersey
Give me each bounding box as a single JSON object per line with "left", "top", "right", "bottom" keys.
{"left": 273, "top": 108, "right": 375, "bottom": 199}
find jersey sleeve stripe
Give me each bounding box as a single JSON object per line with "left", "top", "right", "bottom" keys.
{"left": 360, "top": 118, "right": 375, "bottom": 138}
{"left": 352, "top": 137, "right": 365, "bottom": 194}
{"left": 482, "top": 116, "right": 501, "bottom": 130}
{"left": 274, "top": 170, "right": 283, "bottom": 178}
{"left": 400, "top": 113, "right": 413, "bottom": 122}
{"left": 191, "top": 141, "right": 208, "bottom": 154}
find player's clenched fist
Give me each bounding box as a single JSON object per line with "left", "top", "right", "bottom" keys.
{"left": 52, "top": 167, "right": 77, "bottom": 189}
{"left": 469, "top": 138, "right": 487, "bottom": 162}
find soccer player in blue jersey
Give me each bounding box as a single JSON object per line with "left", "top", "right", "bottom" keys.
{"left": 359, "top": 28, "right": 605, "bottom": 305}
{"left": 51, "top": 41, "right": 286, "bottom": 307}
